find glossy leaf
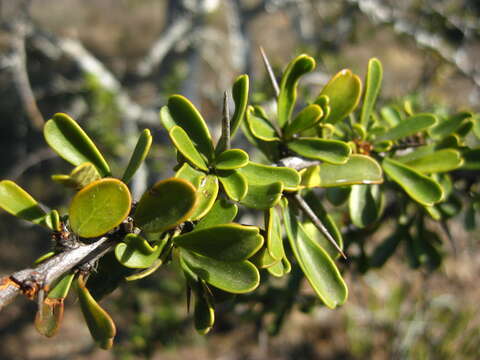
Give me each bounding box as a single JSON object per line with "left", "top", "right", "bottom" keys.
{"left": 194, "top": 284, "right": 215, "bottom": 335}
{"left": 277, "top": 54, "right": 315, "bottom": 127}
{"left": 265, "top": 207, "right": 285, "bottom": 260}
{"left": 238, "top": 161, "right": 300, "bottom": 191}
{"left": 380, "top": 106, "right": 402, "bottom": 127}
{"left": 45, "top": 209, "right": 61, "bottom": 232}
{"left": 43, "top": 113, "right": 110, "bottom": 176}
{"left": 240, "top": 182, "right": 283, "bottom": 210}
{"left": 429, "top": 111, "right": 472, "bottom": 139}
{"left": 267, "top": 258, "right": 288, "bottom": 277}
{"left": 230, "top": 74, "right": 249, "bottom": 138}
{"left": 180, "top": 250, "right": 260, "bottom": 294}
{"left": 360, "top": 58, "right": 383, "bottom": 127}
{"left": 77, "top": 276, "right": 116, "bottom": 349}
{"left": 215, "top": 149, "right": 249, "bottom": 170}
{"left": 174, "top": 224, "right": 263, "bottom": 261}
{"left": 195, "top": 198, "right": 238, "bottom": 230}
{"left": 250, "top": 246, "right": 279, "bottom": 269}
{"left": 375, "top": 113, "right": 437, "bottom": 142}
{"left": 188, "top": 175, "right": 219, "bottom": 221}
{"left": 382, "top": 157, "right": 443, "bottom": 206}
{"left": 242, "top": 107, "right": 281, "bottom": 161}
{"left": 52, "top": 162, "right": 101, "bottom": 190}
{"left": 300, "top": 154, "right": 383, "bottom": 187}
{"left": 169, "top": 126, "right": 209, "bottom": 171}
{"left": 348, "top": 184, "right": 383, "bottom": 228}
{"left": 134, "top": 178, "right": 197, "bottom": 233}
{"left": 217, "top": 170, "right": 248, "bottom": 201}
{"left": 122, "top": 129, "right": 152, "bottom": 184}
{"left": 0, "top": 180, "right": 46, "bottom": 225}
{"left": 287, "top": 138, "right": 351, "bottom": 164}
{"left": 175, "top": 162, "right": 204, "bottom": 188}
{"left": 162, "top": 95, "right": 214, "bottom": 162}
{"left": 402, "top": 149, "right": 463, "bottom": 173}
{"left": 69, "top": 179, "right": 131, "bottom": 238}
{"left": 115, "top": 233, "right": 162, "bottom": 269}
{"left": 245, "top": 108, "right": 280, "bottom": 141}
{"left": 283, "top": 104, "right": 323, "bottom": 137}
{"left": 282, "top": 200, "right": 348, "bottom": 308}
{"left": 318, "top": 69, "right": 362, "bottom": 124}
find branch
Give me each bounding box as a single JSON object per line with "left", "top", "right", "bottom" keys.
{"left": 0, "top": 236, "right": 115, "bottom": 312}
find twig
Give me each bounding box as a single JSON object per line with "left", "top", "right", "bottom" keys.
{"left": 292, "top": 193, "right": 347, "bottom": 259}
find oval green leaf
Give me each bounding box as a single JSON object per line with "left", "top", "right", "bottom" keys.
{"left": 287, "top": 138, "right": 351, "bottom": 164}
{"left": 180, "top": 249, "right": 260, "bottom": 294}
{"left": 429, "top": 111, "right": 472, "bottom": 139}
{"left": 69, "top": 178, "right": 131, "bottom": 238}
{"left": 215, "top": 149, "right": 249, "bottom": 170}
{"left": 238, "top": 161, "right": 300, "bottom": 191}
{"left": 194, "top": 285, "right": 215, "bottom": 335}
{"left": 240, "top": 182, "right": 283, "bottom": 210}
{"left": 195, "top": 198, "right": 238, "bottom": 230}
{"left": 360, "top": 58, "right": 383, "bottom": 127}
{"left": 43, "top": 113, "right": 110, "bottom": 176}
{"left": 188, "top": 175, "right": 219, "bottom": 221}
{"left": 318, "top": 69, "right": 362, "bottom": 124}
{"left": 134, "top": 178, "right": 197, "bottom": 233}
{"left": 230, "top": 74, "right": 249, "bottom": 138}
{"left": 245, "top": 109, "right": 280, "bottom": 141}
{"left": 169, "top": 126, "right": 209, "bottom": 171}
{"left": 283, "top": 104, "right": 323, "bottom": 137}
{"left": 122, "top": 129, "right": 152, "bottom": 184}
{"left": 217, "top": 170, "right": 248, "bottom": 201}
{"left": 382, "top": 157, "right": 443, "bottom": 206}
{"left": 0, "top": 180, "right": 46, "bottom": 225}
{"left": 278, "top": 54, "right": 316, "bottom": 127}
{"left": 282, "top": 200, "right": 348, "bottom": 308}
{"left": 402, "top": 149, "right": 463, "bottom": 173}
{"left": 174, "top": 224, "right": 263, "bottom": 261}
{"left": 265, "top": 207, "right": 285, "bottom": 261}
{"left": 348, "top": 184, "right": 383, "bottom": 228}
{"left": 115, "top": 234, "right": 162, "bottom": 269}
{"left": 375, "top": 113, "right": 437, "bottom": 142}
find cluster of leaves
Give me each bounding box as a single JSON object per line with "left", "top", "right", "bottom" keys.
{"left": 0, "top": 53, "right": 478, "bottom": 350}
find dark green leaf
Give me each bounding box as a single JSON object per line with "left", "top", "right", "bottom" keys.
{"left": 240, "top": 182, "right": 283, "bottom": 210}
{"left": 360, "top": 58, "right": 383, "bottom": 127}
{"left": 348, "top": 184, "right": 383, "bottom": 228}
{"left": 43, "top": 113, "right": 110, "bottom": 176}
{"left": 238, "top": 161, "right": 300, "bottom": 191}
{"left": 429, "top": 111, "right": 472, "bottom": 139}
{"left": 375, "top": 113, "right": 437, "bottom": 142}
{"left": 230, "top": 74, "right": 249, "bottom": 138}
{"left": 462, "top": 148, "right": 480, "bottom": 170}
{"left": 115, "top": 233, "right": 163, "bottom": 268}
{"left": 217, "top": 170, "right": 248, "bottom": 201}
{"left": 195, "top": 198, "right": 238, "bottom": 230}
{"left": 122, "top": 129, "right": 152, "bottom": 184}
{"left": 283, "top": 104, "right": 323, "bottom": 137}
{"left": 245, "top": 107, "right": 280, "bottom": 141}
{"left": 215, "top": 149, "right": 249, "bottom": 170}
{"left": 326, "top": 187, "right": 351, "bottom": 206}
{"left": 287, "top": 138, "right": 351, "bottom": 164}
{"left": 402, "top": 149, "right": 463, "bottom": 173}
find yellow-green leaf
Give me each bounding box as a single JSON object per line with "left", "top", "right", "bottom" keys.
{"left": 287, "top": 138, "right": 351, "bottom": 164}
{"left": 360, "top": 58, "right": 383, "bottom": 127}
{"left": 0, "top": 180, "right": 47, "bottom": 225}
{"left": 169, "top": 126, "right": 209, "bottom": 171}
{"left": 122, "top": 129, "right": 152, "bottom": 184}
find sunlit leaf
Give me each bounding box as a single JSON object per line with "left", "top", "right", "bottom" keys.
{"left": 240, "top": 182, "right": 283, "bottom": 210}
{"left": 287, "top": 138, "right": 351, "bottom": 164}
{"left": 188, "top": 175, "right": 219, "bottom": 221}
{"left": 238, "top": 161, "right": 300, "bottom": 191}
{"left": 217, "top": 170, "right": 248, "bottom": 201}
{"left": 230, "top": 74, "right": 249, "bottom": 138}
{"left": 250, "top": 246, "right": 279, "bottom": 269}
{"left": 69, "top": 179, "right": 131, "bottom": 238}
{"left": 277, "top": 54, "right": 315, "bottom": 127}
{"left": 401, "top": 149, "right": 463, "bottom": 173}
{"left": 360, "top": 58, "right": 383, "bottom": 127}
{"left": 265, "top": 207, "right": 285, "bottom": 261}
{"left": 374, "top": 113, "right": 437, "bottom": 142}
{"left": 174, "top": 224, "right": 263, "bottom": 261}
{"left": 169, "top": 126, "right": 209, "bottom": 171}
{"left": 382, "top": 157, "right": 443, "bottom": 206}
{"left": 52, "top": 162, "right": 101, "bottom": 190}
{"left": 180, "top": 250, "right": 260, "bottom": 294}
{"left": 348, "top": 184, "right": 383, "bottom": 228}
{"left": 195, "top": 198, "right": 238, "bottom": 230}
{"left": 318, "top": 69, "right": 362, "bottom": 124}
{"left": 122, "top": 129, "right": 152, "bottom": 184}
{"left": 115, "top": 233, "right": 163, "bottom": 269}
{"left": 245, "top": 107, "right": 280, "bottom": 141}
{"left": 283, "top": 104, "right": 323, "bottom": 137}
{"left": 43, "top": 113, "right": 110, "bottom": 176}
{"left": 429, "top": 111, "right": 472, "bottom": 139}
{"left": 0, "top": 180, "right": 46, "bottom": 225}
{"left": 134, "top": 178, "right": 197, "bottom": 233}
{"left": 215, "top": 149, "right": 249, "bottom": 170}
{"left": 282, "top": 199, "right": 348, "bottom": 308}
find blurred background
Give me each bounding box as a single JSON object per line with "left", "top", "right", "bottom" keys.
{"left": 0, "top": 0, "right": 479, "bottom": 359}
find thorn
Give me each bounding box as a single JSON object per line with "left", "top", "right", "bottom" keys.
{"left": 259, "top": 46, "right": 280, "bottom": 98}
{"left": 222, "top": 90, "right": 231, "bottom": 150}
{"left": 293, "top": 193, "right": 347, "bottom": 260}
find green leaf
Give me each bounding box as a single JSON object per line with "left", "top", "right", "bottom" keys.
{"left": 188, "top": 175, "right": 219, "bottom": 221}
{"left": 267, "top": 257, "right": 289, "bottom": 277}
{"left": 461, "top": 148, "right": 480, "bottom": 170}
{"left": 0, "top": 180, "right": 46, "bottom": 225}
{"left": 49, "top": 272, "right": 75, "bottom": 299}
{"left": 429, "top": 111, "right": 472, "bottom": 139}
{"left": 300, "top": 154, "right": 383, "bottom": 187}
{"left": 180, "top": 250, "right": 260, "bottom": 294}
{"left": 374, "top": 113, "right": 437, "bottom": 142}
{"left": 52, "top": 162, "right": 101, "bottom": 190}
{"left": 401, "top": 149, "right": 463, "bottom": 173}
{"left": 45, "top": 209, "right": 61, "bottom": 232}
{"left": 380, "top": 106, "right": 402, "bottom": 127}
{"left": 162, "top": 95, "right": 214, "bottom": 162}
{"left": 303, "top": 191, "right": 344, "bottom": 259}
{"left": 115, "top": 234, "right": 163, "bottom": 269}
{"left": 238, "top": 161, "right": 300, "bottom": 191}
{"left": 250, "top": 246, "right": 279, "bottom": 269}
{"left": 169, "top": 126, "right": 209, "bottom": 171}
{"left": 174, "top": 224, "right": 263, "bottom": 261}
{"left": 240, "top": 182, "right": 283, "bottom": 210}
{"left": 360, "top": 58, "right": 383, "bottom": 127}
{"left": 77, "top": 276, "right": 116, "bottom": 349}
{"left": 265, "top": 207, "right": 285, "bottom": 261}
{"left": 318, "top": 69, "right": 362, "bottom": 124}
{"left": 326, "top": 187, "right": 351, "bottom": 206}
{"left": 382, "top": 157, "right": 443, "bottom": 206}
{"left": 195, "top": 198, "right": 238, "bottom": 230}
{"left": 134, "top": 178, "right": 197, "bottom": 233}
{"left": 215, "top": 149, "right": 249, "bottom": 170}
{"left": 230, "top": 74, "right": 249, "bottom": 138}
{"left": 348, "top": 184, "right": 383, "bottom": 228}
{"left": 43, "top": 113, "right": 110, "bottom": 176}
{"left": 278, "top": 54, "right": 315, "bottom": 127}
{"left": 194, "top": 283, "right": 215, "bottom": 335}
{"left": 122, "top": 129, "right": 152, "bottom": 184}
{"left": 69, "top": 178, "right": 131, "bottom": 238}
{"left": 283, "top": 104, "right": 323, "bottom": 138}
{"left": 287, "top": 138, "right": 351, "bottom": 164}
{"left": 242, "top": 107, "right": 281, "bottom": 161}
{"left": 175, "top": 162, "right": 204, "bottom": 188}
{"left": 282, "top": 200, "right": 348, "bottom": 308}
{"left": 245, "top": 108, "right": 280, "bottom": 141}
{"left": 217, "top": 170, "right": 248, "bottom": 201}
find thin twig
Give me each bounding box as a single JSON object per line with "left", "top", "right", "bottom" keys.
{"left": 292, "top": 193, "right": 347, "bottom": 259}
